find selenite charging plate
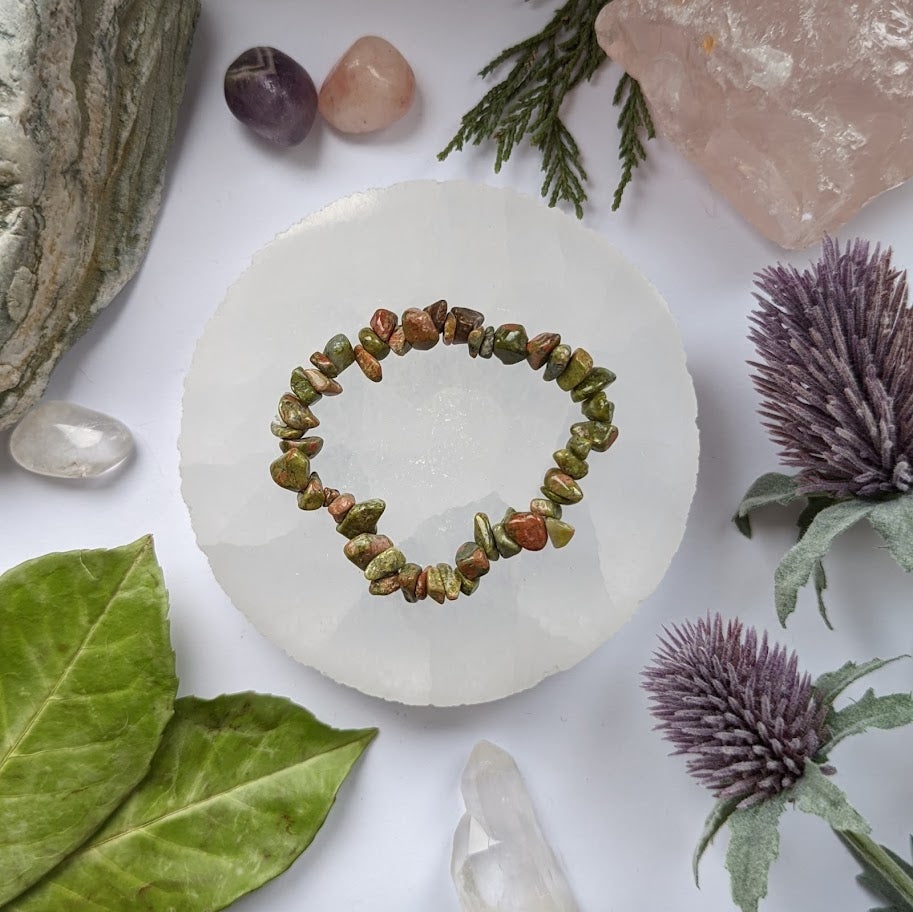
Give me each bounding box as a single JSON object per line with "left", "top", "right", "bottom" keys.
{"left": 180, "top": 180, "right": 698, "bottom": 706}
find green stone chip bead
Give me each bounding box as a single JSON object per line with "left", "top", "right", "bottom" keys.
{"left": 388, "top": 326, "right": 411, "bottom": 356}
{"left": 582, "top": 391, "right": 615, "bottom": 423}
{"left": 456, "top": 569, "right": 479, "bottom": 595}
{"left": 336, "top": 498, "right": 386, "bottom": 538}
{"left": 553, "top": 448, "right": 588, "bottom": 479}
{"left": 467, "top": 327, "right": 485, "bottom": 358}
{"left": 543, "top": 344, "right": 572, "bottom": 381}
{"left": 425, "top": 299, "right": 449, "bottom": 332}
{"left": 302, "top": 368, "right": 342, "bottom": 396}
{"left": 398, "top": 563, "right": 422, "bottom": 602}
{"left": 473, "top": 512, "right": 499, "bottom": 561}
{"left": 455, "top": 541, "right": 490, "bottom": 580}
{"left": 529, "top": 497, "right": 562, "bottom": 519}
{"left": 570, "top": 366, "right": 616, "bottom": 402}
{"left": 369, "top": 575, "right": 401, "bottom": 596}
{"left": 556, "top": 348, "right": 594, "bottom": 391}
{"left": 270, "top": 450, "right": 311, "bottom": 490}
{"left": 492, "top": 522, "right": 522, "bottom": 557}
{"left": 344, "top": 533, "right": 394, "bottom": 570}
{"left": 270, "top": 420, "right": 304, "bottom": 440}
{"left": 297, "top": 472, "right": 325, "bottom": 510}
{"left": 545, "top": 517, "right": 575, "bottom": 548}
{"left": 309, "top": 350, "right": 339, "bottom": 378}
{"left": 354, "top": 344, "right": 383, "bottom": 382}
{"left": 492, "top": 324, "right": 529, "bottom": 365}
{"left": 358, "top": 327, "right": 390, "bottom": 360}
{"left": 364, "top": 547, "right": 406, "bottom": 581}
{"left": 324, "top": 333, "right": 356, "bottom": 373}
{"left": 290, "top": 367, "right": 323, "bottom": 406}
{"left": 587, "top": 421, "right": 619, "bottom": 452}
{"left": 567, "top": 435, "right": 591, "bottom": 460}
{"left": 526, "top": 332, "right": 561, "bottom": 370}
{"left": 437, "top": 563, "right": 461, "bottom": 600}
{"left": 541, "top": 468, "right": 583, "bottom": 504}
{"left": 479, "top": 326, "right": 496, "bottom": 358}
{"left": 277, "top": 393, "right": 319, "bottom": 430}
{"left": 570, "top": 420, "right": 617, "bottom": 450}
{"left": 279, "top": 436, "right": 324, "bottom": 457}
{"left": 426, "top": 565, "right": 446, "bottom": 604}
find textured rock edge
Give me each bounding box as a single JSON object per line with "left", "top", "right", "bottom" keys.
{"left": 0, "top": 0, "right": 201, "bottom": 429}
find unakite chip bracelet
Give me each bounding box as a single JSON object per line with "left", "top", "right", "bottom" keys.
{"left": 269, "top": 300, "right": 618, "bottom": 603}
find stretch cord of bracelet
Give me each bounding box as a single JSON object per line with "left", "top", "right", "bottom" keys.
{"left": 269, "top": 299, "right": 619, "bottom": 603}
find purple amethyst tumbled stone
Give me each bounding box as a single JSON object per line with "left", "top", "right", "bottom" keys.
{"left": 224, "top": 46, "right": 317, "bottom": 146}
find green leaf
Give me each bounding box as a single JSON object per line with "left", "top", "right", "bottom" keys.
{"left": 814, "top": 657, "right": 908, "bottom": 706}
{"left": 793, "top": 761, "right": 870, "bottom": 834}
{"left": 774, "top": 499, "right": 876, "bottom": 625}
{"left": 725, "top": 792, "right": 788, "bottom": 912}
{"left": 820, "top": 690, "right": 913, "bottom": 756}
{"left": 869, "top": 496, "right": 913, "bottom": 572}
{"left": 812, "top": 558, "right": 832, "bottom": 628}
{"left": 837, "top": 832, "right": 913, "bottom": 912}
{"left": 733, "top": 472, "right": 801, "bottom": 538}
{"left": 7, "top": 694, "right": 377, "bottom": 912}
{"left": 693, "top": 796, "right": 741, "bottom": 886}
{"left": 0, "top": 537, "right": 176, "bottom": 905}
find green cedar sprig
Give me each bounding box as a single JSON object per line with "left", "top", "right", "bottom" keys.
{"left": 438, "top": 0, "right": 653, "bottom": 217}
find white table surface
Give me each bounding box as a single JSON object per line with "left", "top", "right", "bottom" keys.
{"left": 2, "top": 2, "right": 912, "bottom": 910}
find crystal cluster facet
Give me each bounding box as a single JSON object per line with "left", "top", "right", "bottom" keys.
{"left": 452, "top": 741, "right": 578, "bottom": 912}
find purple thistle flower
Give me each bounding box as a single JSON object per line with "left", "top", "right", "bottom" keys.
{"left": 643, "top": 614, "right": 828, "bottom": 807}
{"left": 750, "top": 237, "right": 913, "bottom": 498}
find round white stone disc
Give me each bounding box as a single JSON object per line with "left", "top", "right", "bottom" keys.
{"left": 180, "top": 181, "right": 698, "bottom": 706}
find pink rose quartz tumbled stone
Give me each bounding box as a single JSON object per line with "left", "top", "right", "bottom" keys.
{"left": 318, "top": 36, "right": 415, "bottom": 134}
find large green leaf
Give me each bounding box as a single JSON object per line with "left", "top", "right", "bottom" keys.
{"left": 820, "top": 690, "right": 913, "bottom": 756}
{"left": 813, "top": 657, "right": 907, "bottom": 707}
{"left": 792, "top": 761, "right": 869, "bottom": 834}
{"left": 733, "top": 472, "right": 801, "bottom": 538}
{"left": 0, "top": 537, "right": 176, "bottom": 905}
{"left": 7, "top": 694, "right": 377, "bottom": 912}
{"left": 693, "top": 795, "right": 741, "bottom": 886}
{"left": 725, "top": 792, "right": 788, "bottom": 912}
{"left": 774, "top": 500, "right": 875, "bottom": 625}
{"left": 868, "top": 497, "right": 913, "bottom": 572}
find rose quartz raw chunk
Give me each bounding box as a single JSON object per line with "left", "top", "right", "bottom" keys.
{"left": 595, "top": 0, "right": 913, "bottom": 249}
{"left": 319, "top": 36, "right": 416, "bottom": 134}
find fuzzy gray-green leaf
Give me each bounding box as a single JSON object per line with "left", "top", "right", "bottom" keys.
{"left": 869, "top": 497, "right": 913, "bottom": 572}
{"left": 774, "top": 499, "right": 875, "bottom": 625}
{"left": 814, "top": 657, "right": 907, "bottom": 706}
{"left": 793, "top": 761, "right": 870, "bottom": 833}
{"left": 7, "top": 694, "right": 377, "bottom": 912}
{"left": 694, "top": 796, "right": 741, "bottom": 886}
{"left": 725, "top": 792, "right": 788, "bottom": 912}
{"left": 0, "top": 537, "right": 176, "bottom": 905}
{"left": 733, "top": 472, "right": 801, "bottom": 538}
{"left": 820, "top": 690, "right": 913, "bottom": 756}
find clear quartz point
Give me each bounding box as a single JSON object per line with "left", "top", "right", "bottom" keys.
{"left": 9, "top": 400, "right": 133, "bottom": 478}
{"left": 451, "top": 741, "right": 579, "bottom": 912}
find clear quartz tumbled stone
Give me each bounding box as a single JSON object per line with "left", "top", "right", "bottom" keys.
{"left": 452, "top": 741, "right": 579, "bottom": 912}
{"left": 9, "top": 400, "right": 133, "bottom": 478}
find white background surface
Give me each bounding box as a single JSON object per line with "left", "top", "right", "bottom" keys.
{"left": 2, "top": 2, "right": 912, "bottom": 910}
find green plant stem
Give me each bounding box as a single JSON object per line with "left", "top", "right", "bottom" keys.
{"left": 838, "top": 830, "right": 913, "bottom": 909}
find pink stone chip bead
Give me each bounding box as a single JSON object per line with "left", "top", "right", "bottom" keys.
{"left": 319, "top": 36, "right": 416, "bottom": 134}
